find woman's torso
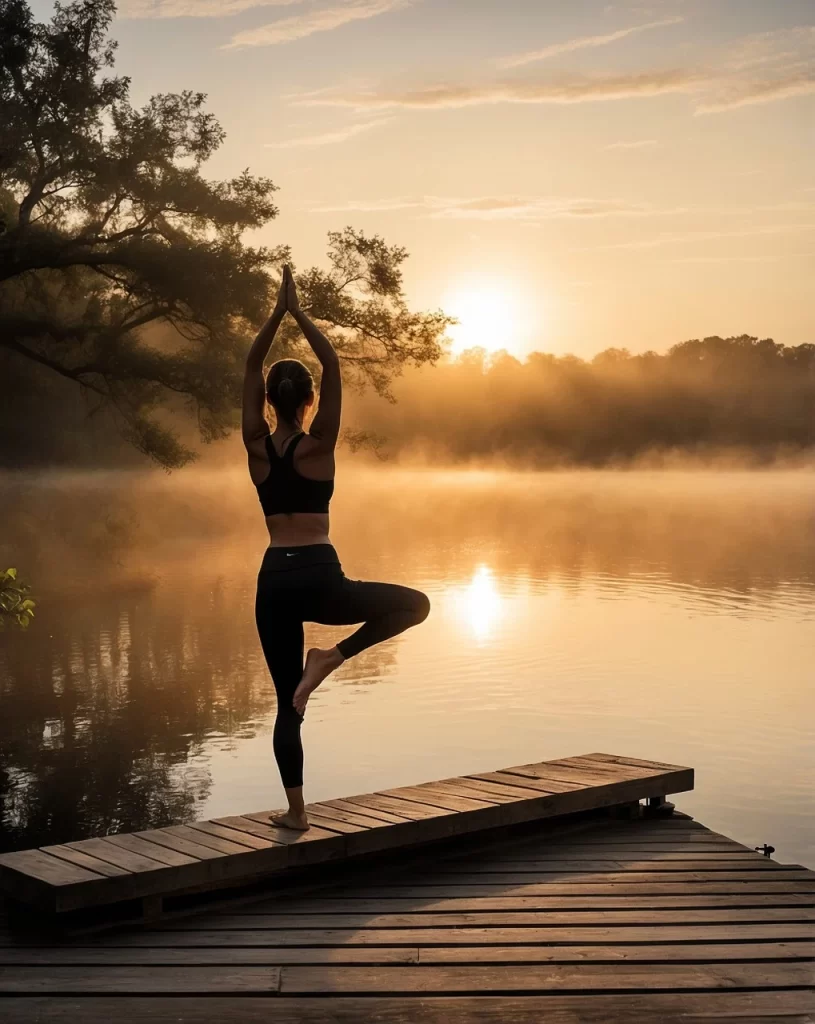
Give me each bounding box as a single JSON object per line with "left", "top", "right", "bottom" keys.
{"left": 247, "top": 430, "right": 335, "bottom": 548}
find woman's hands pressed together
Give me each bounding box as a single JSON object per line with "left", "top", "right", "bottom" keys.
{"left": 284, "top": 264, "right": 301, "bottom": 316}
{"left": 272, "top": 266, "right": 288, "bottom": 319}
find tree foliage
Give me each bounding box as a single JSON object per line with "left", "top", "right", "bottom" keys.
{"left": 0, "top": 567, "right": 35, "bottom": 629}
{"left": 0, "top": 0, "right": 451, "bottom": 467}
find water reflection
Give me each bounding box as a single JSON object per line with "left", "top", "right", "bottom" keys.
{"left": 451, "top": 565, "right": 504, "bottom": 642}
{"left": 0, "top": 469, "right": 813, "bottom": 861}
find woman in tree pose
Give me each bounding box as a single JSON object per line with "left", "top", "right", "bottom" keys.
{"left": 243, "top": 267, "right": 430, "bottom": 830}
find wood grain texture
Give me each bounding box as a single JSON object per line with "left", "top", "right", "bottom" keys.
{"left": 168, "top": 908, "right": 815, "bottom": 928}
{"left": 1, "top": 993, "right": 812, "bottom": 1023}
{"left": 101, "top": 923, "right": 815, "bottom": 947}
{"left": 279, "top": 962, "right": 813, "bottom": 994}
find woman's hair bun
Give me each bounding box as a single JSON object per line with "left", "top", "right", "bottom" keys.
{"left": 266, "top": 359, "right": 314, "bottom": 422}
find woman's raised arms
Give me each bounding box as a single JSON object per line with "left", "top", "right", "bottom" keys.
{"left": 286, "top": 269, "right": 342, "bottom": 451}
{"left": 242, "top": 271, "right": 287, "bottom": 447}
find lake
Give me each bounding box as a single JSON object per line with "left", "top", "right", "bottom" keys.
{"left": 1, "top": 468, "right": 813, "bottom": 866}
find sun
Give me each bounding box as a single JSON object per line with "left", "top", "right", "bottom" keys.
{"left": 443, "top": 276, "right": 526, "bottom": 356}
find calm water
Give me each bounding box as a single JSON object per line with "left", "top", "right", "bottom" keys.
{"left": 1, "top": 469, "right": 813, "bottom": 864}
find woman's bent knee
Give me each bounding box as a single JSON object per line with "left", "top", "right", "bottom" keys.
{"left": 412, "top": 589, "right": 430, "bottom": 624}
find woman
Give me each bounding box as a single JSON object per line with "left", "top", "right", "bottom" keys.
{"left": 243, "top": 266, "right": 430, "bottom": 831}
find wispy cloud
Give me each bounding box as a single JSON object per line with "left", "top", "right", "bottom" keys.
{"left": 119, "top": 0, "right": 300, "bottom": 17}
{"left": 605, "top": 139, "right": 658, "bottom": 149}
{"left": 496, "top": 16, "right": 683, "bottom": 70}
{"left": 268, "top": 117, "right": 392, "bottom": 147}
{"left": 225, "top": 0, "right": 408, "bottom": 48}
{"left": 697, "top": 73, "right": 815, "bottom": 113}
{"left": 306, "top": 196, "right": 424, "bottom": 211}
{"left": 291, "top": 69, "right": 700, "bottom": 110}
{"left": 289, "top": 22, "right": 815, "bottom": 114}
{"left": 307, "top": 194, "right": 682, "bottom": 220}
{"left": 430, "top": 196, "right": 658, "bottom": 221}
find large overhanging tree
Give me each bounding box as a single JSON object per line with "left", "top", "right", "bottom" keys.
{"left": 0, "top": 0, "right": 451, "bottom": 467}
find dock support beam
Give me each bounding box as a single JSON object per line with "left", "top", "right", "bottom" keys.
{"left": 608, "top": 801, "right": 642, "bottom": 820}
{"left": 644, "top": 795, "right": 676, "bottom": 817}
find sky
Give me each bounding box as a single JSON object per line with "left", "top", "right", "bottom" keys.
{"left": 34, "top": 0, "right": 815, "bottom": 358}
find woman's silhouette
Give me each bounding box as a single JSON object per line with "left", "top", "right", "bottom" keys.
{"left": 243, "top": 267, "right": 430, "bottom": 830}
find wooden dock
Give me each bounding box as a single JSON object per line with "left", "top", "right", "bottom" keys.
{"left": 0, "top": 752, "right": 813, "bottom": 1022}
{"left": 0, "top": 752, "right": 693, "bottom": 917}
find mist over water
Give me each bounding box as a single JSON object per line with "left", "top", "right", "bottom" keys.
{"left": 1, "top": 467, "right": 813, "bottom": 864}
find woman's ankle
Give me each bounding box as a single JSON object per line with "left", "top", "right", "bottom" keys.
{"left": 285, "top": 786, "right": 306, "bottom": 816}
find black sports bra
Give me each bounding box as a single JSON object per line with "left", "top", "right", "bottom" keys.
{"left": 256, "top": 432, "right": 334, "bottom": 516}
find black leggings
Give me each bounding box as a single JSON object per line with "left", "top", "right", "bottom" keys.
{"left": 255, "top": 544, "right": 430, "bottom": 789}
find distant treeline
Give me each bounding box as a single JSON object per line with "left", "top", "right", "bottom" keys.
{"left": 2, "top": 335, "right": 814, "bottom": 469}
{"left": 349, "top": 335, "right": 815, "bottom": 465}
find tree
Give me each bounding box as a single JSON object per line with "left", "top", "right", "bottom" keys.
{"left": 0, "top": 0, "right": 452, "bottom": 467}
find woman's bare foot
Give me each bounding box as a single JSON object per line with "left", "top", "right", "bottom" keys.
{"left": 270, "top": 810, "right": 310, "bottom": 831}
{"left": 293, "top": 646, "right": 344, "bottom": 715}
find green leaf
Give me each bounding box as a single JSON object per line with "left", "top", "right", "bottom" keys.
{"left": 5, "top": 568, "right": 17, "bottom": 580}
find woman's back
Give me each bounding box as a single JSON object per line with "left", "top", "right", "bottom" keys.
{"left": 249, "top": 430, "right": 335, "bottom": 548}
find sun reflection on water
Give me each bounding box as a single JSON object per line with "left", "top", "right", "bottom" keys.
{"left": 451, "top": 564, "right": 504, "bottom": 642}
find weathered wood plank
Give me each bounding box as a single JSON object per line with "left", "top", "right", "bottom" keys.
{"left": 431, "top": 777, "right": 548, "bottom": 803}
{"left": 133, "top": 829, "right": 227, "bottom": 862}
{"left": 280, "top": 962, "right": 813, "bottom": 993}
{"left": 178, "top": 908, "right": 815, "bottom": 928}
{"left": 552, "top": 757, "right": 668, "bottom": 777}
{"left": 1, "top": 992, "right": 813, "bottom": 1023}
{"left": 503, "top": 764, "right": 656, "bottom": 788}
{"left": 0, "top": 947, "right": 419, "bottom": 966}
{"left": 0, "top": 943, "right": 809, "bottom": 968}
{"left": 432, "top": 859, "right": 784, "bottom": 872}
{"left": 418, "top": 942, "right": 815, "bottom": 963}
{"left": 468, "top": 772, "right": 580, "bottom": 794}
{"left": 301, "top": 815, "right": 364, "bottom": 835}
{"left": 346, "top": 794, "right": 450, "bottom": 820}
{"left": 103, "top": 834, "right": 200, "bottom": 868}
{"left": 45, "top": 845, "right": 132, "bottom": 879}
{"left": 65, "top": 838, "right": 168, "bottom": 873}
{"left": 0, "top": 850, "right": 105, "bottom": 886}
{"left": 158, "top": 825, "right": 252, "bottom": 857}
{"left": 0, "top": 965, "right": 281, "bottom": 994}
{"left": 586, "top": 752, "right": 692, "bottom": 772}
{"left": 254, "top": 894, "right": 815, "bottom": 913}
{"left": 304, "top": 803, "right": 391, "bottom": 830}
{"left": 105, "top": 923, "right": 815, "bottom": 946}
{"left": 320, "top": 799, "right": 409, "bottom": 824}
{"left": 380, "top": 786, "right": 496, "bottom": 813}
{"left": 186, "top": 822, "right": 281, "bottom": 851}
{"left": 445, "top": 849, "right": 768, "bottom": 862}
{"left": 390, "top": 870, "right": 815, "bottom": 884}
{"left": 318, "top": 881, "right": 815, "bottom": 897}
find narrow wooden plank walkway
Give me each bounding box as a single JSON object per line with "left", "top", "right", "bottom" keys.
{"left": 0, "top": 752, "right": 693, "bottom": 916}
{"left": 1, "top": 795, "right": 813, "bottom": 1021}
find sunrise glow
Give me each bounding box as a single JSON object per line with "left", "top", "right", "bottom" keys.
{"left": 444, "top": 279, "right": 530, "bottom": 356}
